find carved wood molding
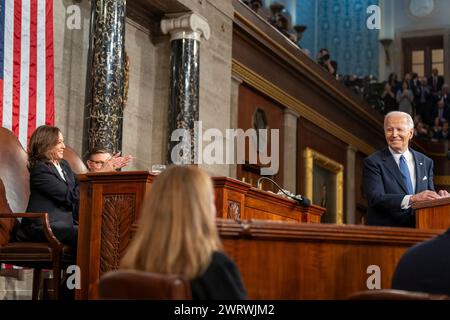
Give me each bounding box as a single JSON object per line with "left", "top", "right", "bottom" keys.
{"left": 216, "top": 219, "right": 439, "bottom": 245}
{"left": 100, "top": 194, "right": 136, "bottom": 274}
{"left": 227, "top": 200, "right": 241, "bottom": 221}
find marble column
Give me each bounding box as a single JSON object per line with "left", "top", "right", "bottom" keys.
{"left": 283, "top": 109, "right": 300, "bottom": 193}
{"left": 161, "top": 14, "right": 211, "bottom": 164}
{"left": 83, "top": 0, "right": 126, "bottom": 155}
{"left": 346, "top": 145, "right": 357, "bottom": 224}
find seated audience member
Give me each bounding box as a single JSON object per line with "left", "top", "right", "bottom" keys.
{"left": 120, "top": 165, "right": 247, "bottom": 300}
{"left": 317, "top": 48, "right": 337, "bottom": 76}
{"left": 413, "top": 115, "right": 429, "bottom": 139}
{"left": 85, "top": 148, "right": 132, "bottom": 173}
{"left": 434, "top": 121, "right": 450, "bottom": 140}
{"left": 391, "top": 228, "right": 450, "bottom": 296}
{"left": 431, "top": 99, "right": 450, "bottom": 124}
{"left": 15, "top": 125, "right": 78, "bottom": 248}
{"left": 429, "top": 116, "right": 443, "bottom": 141}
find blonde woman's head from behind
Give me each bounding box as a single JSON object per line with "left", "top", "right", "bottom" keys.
{"left": 120, "top": 165, "right": 221, "bottom": 279}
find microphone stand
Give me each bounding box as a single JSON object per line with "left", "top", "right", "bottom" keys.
{"left": 256, "top": 177, "right": 311, "bottom": 207}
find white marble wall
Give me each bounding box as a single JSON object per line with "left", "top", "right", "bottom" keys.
{"left": 122, "top": 20, "right": 170, "bottom": 171}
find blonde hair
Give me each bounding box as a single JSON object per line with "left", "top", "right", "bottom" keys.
{"left": 120, "top": 165, "right": 222, "bottom": 279}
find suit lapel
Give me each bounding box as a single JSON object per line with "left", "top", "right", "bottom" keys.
{"left": 48, "top": 162, "right": 68, "bottom": 184}
{"left": 381, "top": 148, "right": 409, "bottom": 194}
{"left": 412, "top": 149, "right": 425, "bottom": 192}
{"left": 61, "top": 161, "right": 73, "bottom": 185}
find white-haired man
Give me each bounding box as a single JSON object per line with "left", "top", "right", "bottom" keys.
{"left": 363, "top": 111, "right": 449, "bottom": 227}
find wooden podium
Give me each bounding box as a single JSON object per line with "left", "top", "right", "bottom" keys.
{"left": 412, "top": 197, "right": 450, "bottom": 230}
{"left": 75, "top": 171, "right": 324, "bottom": 299}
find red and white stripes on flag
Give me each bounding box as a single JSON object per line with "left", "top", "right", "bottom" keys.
{"left": 0, "top": 0, "right": 54, "bottom": 149}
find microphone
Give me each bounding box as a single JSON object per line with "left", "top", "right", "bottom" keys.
{"left": 256, "top": 177, "right": 311, "bottom": 207}
{"left": 290, "top": 194, "right": 311, "bottom": 207}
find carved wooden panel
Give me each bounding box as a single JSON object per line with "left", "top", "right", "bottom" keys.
{"left": 227, "top": 200, "right": 241, "bottom": 221}
{"left": 100, "top": 195, "right": 136, "bottom": 274}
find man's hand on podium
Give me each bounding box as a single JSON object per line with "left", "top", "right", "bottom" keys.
{"left": 410, "top": 190, "right": 441, "bottom": 204}
{"left": 438, "top": 189, "right": 450, "bottom": 197}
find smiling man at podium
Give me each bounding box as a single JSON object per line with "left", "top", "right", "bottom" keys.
{"left": 363, "top": 111, "right": 449, "bottom": 228}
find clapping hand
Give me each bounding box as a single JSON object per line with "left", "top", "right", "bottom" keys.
{"left": 103, "top": 153, "right": 133, "bottom": 171}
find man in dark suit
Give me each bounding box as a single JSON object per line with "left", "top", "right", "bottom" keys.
{"left": 430, "top": 98, "right": 450, "bottom": 124}
{"left": 428, "top": 68, "right": 444, "bottom": 95}
{"left": 363, "top": 111, "right": 449, "bottom": 228}
{"left": 391, "top": 228, "right": 450, "bottom": 295}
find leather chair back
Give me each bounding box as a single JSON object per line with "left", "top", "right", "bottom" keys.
{"left": 98, "top": 269, "right": 192, "bottom": 300}
{"left": 0, "top": 127, "right": 84, "bottom": 299}
{"left": 64, "top": 146, "right": 88, "bottom": 174}
{"left": 0, "top": 179, "right": 15, "bottom": 246}
{"left": 0, "top": 128, "right": 29, "bottom": 245}
{"left": 0, "top": 128, "right": 30, "bottom": 213}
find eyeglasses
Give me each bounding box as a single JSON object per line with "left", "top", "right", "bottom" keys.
{"left": 87, "top": 160, "right": 106, "bottom": 166}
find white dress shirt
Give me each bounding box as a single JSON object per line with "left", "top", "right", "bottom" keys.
{"left": 53, "top": 162, "right": 66, "bottom": 181}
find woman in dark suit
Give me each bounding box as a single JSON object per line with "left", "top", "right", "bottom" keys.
{"left": 15, "top": 125, "right": 79, "bottom": 248}
{"left": 120, "top": 165, "right": 247, "bottom": 300}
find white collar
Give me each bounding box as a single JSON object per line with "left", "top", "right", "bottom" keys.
{"left": 388, "top": 147, "right": 413, "bottom": 162}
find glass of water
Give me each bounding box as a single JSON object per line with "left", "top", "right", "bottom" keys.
{"left": 151, "top": 164, "right": 166, "bottom": 175}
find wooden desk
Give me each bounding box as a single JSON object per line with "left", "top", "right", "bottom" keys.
{"left": 76, "top": 172, "right": 322, "bottom": 299}
{"left": 213, "top": 177, "right": 324, "bottom": 223}
{"left": 413, "top": 197, "right": 450, "bottom": 230}
{"left": 219, "top": 219, "right": 439, "bottom": 299}
{"left": 75, "top": 171, "right": 154, "bottom": 300}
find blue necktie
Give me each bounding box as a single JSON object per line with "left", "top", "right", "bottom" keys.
{"left": 399, "top": 155, "right": 414, "bottom": 195}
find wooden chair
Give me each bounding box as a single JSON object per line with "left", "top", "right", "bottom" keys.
{"left": 348, "top": 289, "right": 450, "bottom": 300}
{"left": 98, "top": 270, "right": 192, "bottom": 300}
{"left": 0, "top": 127, "right": 85, "bottom": 299}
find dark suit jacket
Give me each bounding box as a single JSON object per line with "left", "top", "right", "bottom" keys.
{"left": 428, "top": 75, "right": 444, "bottom": 93}
{"left": 191, "top": 251, "right": 247, "bottom": 300}
{"left": 391, "top": 228, "right": 450, "bottom": 295}
{"left": 363, "top": 148, "right": 434, "bottom": 228}
{"left": 430, "top": 105, "right": 450, "bottom": 123}
{"left": 15, "top": 159, "right": 79, "bottom": 247}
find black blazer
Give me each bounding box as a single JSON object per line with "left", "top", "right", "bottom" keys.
{"left": 363, "top": 148, "right": 434, "bottom": 228}
{"left": 392, "top": 228, "right": 450, "bottom": 295}
{"left": 191, "top": 251, "right": 247, "bottom": 300}
{"left": 428, "top": 75, "right": 444, "bottom": 92}
{"left": 15, "top": 159, "right": 79, "bottom": 246}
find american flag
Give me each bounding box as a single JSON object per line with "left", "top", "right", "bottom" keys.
{"left": 0, "top": 0, "right": 54, "bottom": 148}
